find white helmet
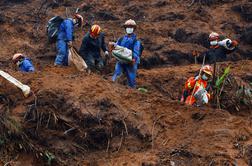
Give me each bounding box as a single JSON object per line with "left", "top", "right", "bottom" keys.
{"left": 209, "top": 32, "right": 219, "bottom": 41}
{"left": 12, "top": 53, "right": 24, "bottom": 64}
{"left": 124, "top": 19, "right": 137, "bottom": 28}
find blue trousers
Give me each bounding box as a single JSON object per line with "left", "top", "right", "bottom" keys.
{"left": 112, "top": 62, "right": 138, "bottom": 88}
{"left": 55, "top": 40, "right": 69, "bottom": 66}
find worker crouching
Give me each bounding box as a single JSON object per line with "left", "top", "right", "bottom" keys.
{"left": 181, "top": 65, "right": 213, "bottom": 106}
{"left": 12, "top": 53, "right": 35, "bottom": 72}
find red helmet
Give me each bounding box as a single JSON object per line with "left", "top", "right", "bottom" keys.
{"left": 12, "top": 53, "right": 24, "bottom": 64}
{"left": 90, "top": 25, "right": 101, "bottom": 38}
{"left": 73, "top": 14, "right": 84, "bottom": 28}
{"left": 201, "top": 65, "right": 213, "bottom": 76}
{"left": 209, "top": 32, "right": 219, "bottom": 41}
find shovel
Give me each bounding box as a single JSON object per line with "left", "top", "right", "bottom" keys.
{"left": 0, "top": 70, "right": 31, "bottom": 97}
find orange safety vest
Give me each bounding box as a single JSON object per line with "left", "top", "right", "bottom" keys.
{"left": 184, "top": 77, "right": 211, "bottom": 105}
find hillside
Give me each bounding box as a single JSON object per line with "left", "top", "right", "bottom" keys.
{"left": 0, "top": 0, "right": 251, "bottom": 165}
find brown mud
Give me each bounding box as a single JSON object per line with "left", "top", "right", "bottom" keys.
{"left": 0, "top": 0, "right": 252, "bottom": 165}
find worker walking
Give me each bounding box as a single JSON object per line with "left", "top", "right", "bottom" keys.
{"left": 181, "top": 65, "right": 213, "bottom": 106}
{"left": 112, "top": 19, "right": 143, "bottom": 88}
{"left": 79, "top": 25, "right": 109, "bottom": 72}
{"left": 54, "top": 14, "right": 84, "bottom": 66}
{"left": 12, "top": 53, "right": 35, "bottom": 72}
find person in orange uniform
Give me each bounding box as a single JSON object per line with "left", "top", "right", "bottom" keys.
{"left": 181, "top": 65, "right": 213, "bottom": 106}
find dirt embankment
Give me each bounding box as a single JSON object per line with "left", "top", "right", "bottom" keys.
{"left": 0, "top": 0, "right": 252, "bottom": 165}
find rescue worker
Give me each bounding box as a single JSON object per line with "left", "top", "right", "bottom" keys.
{"left": 12, "top": 53, "right": 35, "bottom": 72}
{"left": 79, "top": 25, "right": 109, "bottom": 71}
{"left": 55, "top": 14, "right": 84, "bottom": 66}
{"left": 112, "top": 19, "right": 142, "bottom": 88}
{"left": 196, "top": 32, "right": 239, "bottom": 64}
{"left": 181, "top": 65, "right": 213, "bottom": 106}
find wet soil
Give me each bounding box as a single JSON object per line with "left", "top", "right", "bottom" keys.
{"left": 0, "top": 0, "right": 251, "bottom": 165}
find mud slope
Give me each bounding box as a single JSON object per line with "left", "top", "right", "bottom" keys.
{"left": 0, "top": 0, "right": 252, "bottom": 165}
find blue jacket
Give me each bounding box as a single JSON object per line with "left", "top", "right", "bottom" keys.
{"left": 117, "top": 34, "right": 141, "bottom": 64}
{"left": 19, "top": 58, "right": 35, "bottom": 72}
{"left": 57, "top": 19, "right": 74, "bottom": 42}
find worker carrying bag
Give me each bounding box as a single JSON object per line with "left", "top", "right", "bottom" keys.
{"left": 109, "top": 42, "right": 133, "bottom": 64}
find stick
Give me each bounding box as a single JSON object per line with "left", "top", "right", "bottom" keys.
{"left": 188, "top": 0, "right": 195, "bottom": 7}
{"left": 218, "top": 76, "right": 228, "bottom": 97}
{"left": 63, "top": 127, "right": 76, "bottom": 135}
{"left": 65, "top": 7, "right": 69, "bottom": 18}
{"left": 151, "top": 114, "right": 165, "bottom": 149}
{"left": 106, "top": 138, "right": 110, "bottom": 153}
{"left": 117, "top": 131, "right": 124, "bottom": 152}
{"left": 122, "top": 119, "right": 128, "bottom": 135}
{"left": 189, "top": 55, "right": 206, "bottom": 104}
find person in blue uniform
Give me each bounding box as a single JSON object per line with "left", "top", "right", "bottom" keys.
{"left": 54, "top": 14, "right": 84, "bottom": 66}
{"left": 112, "top": 19, "right": 142, "bottom": 88}
{"left": 12, "top": 53, "right": 35, "bottom": 72}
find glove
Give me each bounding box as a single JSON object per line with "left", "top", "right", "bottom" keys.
{"left": 67, "top": 41, "right": 73, "bottom": 48}
{"left": 195, "top": 75, "right": 200, "bottom": 81}
{"left": 105, "top": 51, "right": 109, "bottom": 56}
{"left": 108, "top": 42, "right": 116, "bottom": 52}
{"left": 231, "top": 40, "right": 239, "bottom": 47}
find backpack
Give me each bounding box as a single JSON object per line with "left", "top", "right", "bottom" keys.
{"left": 118, "top": 37, "right": 144, "bottom": 57}
{"left": 46, "top": 16, "right": 64, "bottom": 43}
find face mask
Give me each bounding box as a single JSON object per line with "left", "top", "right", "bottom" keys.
{"left": 202, "top": 74, "right": 208, "bottom": 81}
{"left": 16, "top": 60, "right": 23, "bottom": 67}
{"left": 210, "top": 40, "right": 218, "bottom": 46}
{"left": 73, "top": 19, "right": 79, "bottom": 27}
{"left": 126, "top": 28, "right": 134, "bottom": 34}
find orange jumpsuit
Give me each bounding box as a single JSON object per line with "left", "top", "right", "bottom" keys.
{"left": 183, "top": 77, "right": 211, "bottom": 105}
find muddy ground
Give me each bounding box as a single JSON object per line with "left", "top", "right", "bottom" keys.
{"left": 0, "top": 0, "right": 251, "bottom": 165}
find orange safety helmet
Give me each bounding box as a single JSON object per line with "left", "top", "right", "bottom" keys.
{"left": 200, "top": 65, "right": 213, "bottom": 76}
{"left": 73, "top": 14, "right": 84, "bottom": 28}
{"left": 123, "top": 19, "right": 137, "bottom": 28}
{"left": 12, "top": 53, "right": 24, "bottom": 64}
{"left": 90, "top": 24, "right": 101, "bottom": 38}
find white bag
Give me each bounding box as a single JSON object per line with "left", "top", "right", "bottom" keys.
{"left": 194, "top": 85, "right": 209, "bottom": 105}
{"left": 68, "top": 47, "right": 87, "bottom": 71}
{"left": 112, "top": 44, "right": 132, "bottom": 63}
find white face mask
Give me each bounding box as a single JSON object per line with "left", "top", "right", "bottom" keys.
{"left": 16, "top": 60, "right": 22, "bottom": 67}
{"left": 210, "top": 40, "right": 218, "bottom": 46}
{"left": 126, "top": 28, "right": 134, "bottom": 34}
{"left": 73, "top": 19, "right": 79, "bottom": 27}
{"left": 201, "top": 74, "right": 208, "bottom": 81}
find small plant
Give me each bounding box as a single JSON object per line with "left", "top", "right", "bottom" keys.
{"left": 44, "top": 151, "right": 55, "bottom": 165}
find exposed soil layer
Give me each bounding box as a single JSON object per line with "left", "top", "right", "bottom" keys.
{"left": 0, "top": 0, "right": 251, "bottom": 165}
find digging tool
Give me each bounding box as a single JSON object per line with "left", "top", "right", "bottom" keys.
{"left": 189, "top": 55, "right": 206, "bottom": 104}
{"left": 0, "top": 70, "right": 31, "bottom": 97}
{"left": 65, "top": 7, "right": 69, "bottom": 18}
{"left": 192, "top": 50, "right": 198, "bottom": 64}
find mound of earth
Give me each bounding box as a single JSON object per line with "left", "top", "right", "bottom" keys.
{"left": 0, "top": 0, "right": 251, "bottom": 165}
